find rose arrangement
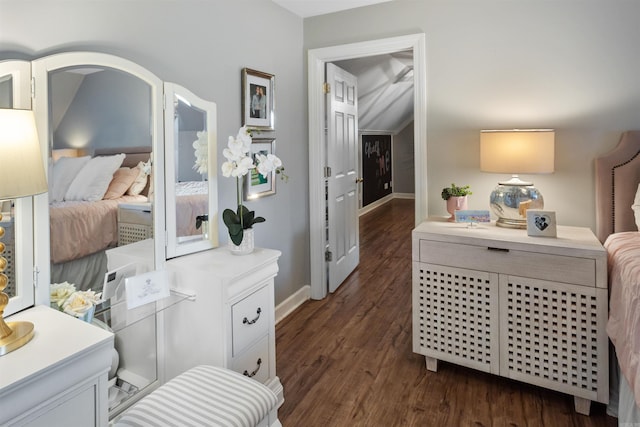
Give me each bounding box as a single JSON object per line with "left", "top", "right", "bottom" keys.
{"left": 50, "top": 281, "right": 103, "bottom": 321}
{"left": 221, "top": 126, "right": 287, "bottom": 246}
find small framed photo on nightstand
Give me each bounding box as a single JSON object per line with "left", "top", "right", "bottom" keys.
{"left": 526, "top": 210, "right": 557, "bottom": 237}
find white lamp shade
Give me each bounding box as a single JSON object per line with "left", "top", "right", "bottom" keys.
{"left": 480, "top": 130, "right": 555, "bottom": 174}
{"left": 0, "top": 109, "right": 47, "bottom": 199}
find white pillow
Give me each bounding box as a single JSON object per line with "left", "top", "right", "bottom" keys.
{"left": 633, "top": 183, "right": 640, "bottom": 230}
{"left": 50, "top": 156, "right": 91, "bottom": 203}
{"left": 65, "top": 154, "right": 126, "bottom": 201}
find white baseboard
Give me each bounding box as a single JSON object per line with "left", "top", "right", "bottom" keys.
{"left": 393, "top": 192, "right": 415, "bottom": 199}
{"left": 359, "top": 192, "right": 415, "bottom": 216}
{"left": 275, "top": 285, "right": 310, "bottom": 325}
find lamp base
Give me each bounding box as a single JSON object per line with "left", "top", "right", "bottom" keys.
{"left": 495, "top": 217, "right": 528, "bottom": 229}
{"left": 490, "top": 176, "right": 544, "bottom": 229}
{"left": 0, "top": 320, "right": 34, "bottom": 356}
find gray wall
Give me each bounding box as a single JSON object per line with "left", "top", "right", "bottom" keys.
{"left": 53, "top": 68, "right": 152, "bottom": 154}
{"left": 393, "top": 121, "right": 415, "bottom": 194}
{"left": 0, "top": 0, "right": 308, "bottom": 306}
{"left": 305, "top": 1, "right": 640, "bottom": 228}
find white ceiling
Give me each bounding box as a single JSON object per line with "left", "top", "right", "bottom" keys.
{"left": 272, "top": 0, "right": 392, "bottom": 18}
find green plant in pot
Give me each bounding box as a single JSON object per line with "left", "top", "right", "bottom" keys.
{"left": 441, "top": 183, "right": 472, "bottom": 221}
{"left": 441, "top": 183, "right": 472, "bottom": 200}
{"left": 221, "top": 126, "right": 287, "bottom": 251}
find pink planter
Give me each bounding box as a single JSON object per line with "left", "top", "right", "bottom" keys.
{"left": 446, "top": 196, "right": 468, "bottom": 221}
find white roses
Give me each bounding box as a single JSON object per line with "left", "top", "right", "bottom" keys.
{"left": 50, "top": 281, "right": 102, "bottom": 320}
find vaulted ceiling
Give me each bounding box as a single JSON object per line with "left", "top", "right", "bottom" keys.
{"left": 335, "top": 50, "right": 414, "bottom": 133}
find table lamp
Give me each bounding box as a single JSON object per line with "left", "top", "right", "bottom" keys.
{"left": 480, "top": 129, "right": 555, "bottom": 229}
{"left": 0, "top": 109, "right": 47, "bottom": 356}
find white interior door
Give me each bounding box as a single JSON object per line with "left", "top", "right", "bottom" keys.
{"left": 326, "top": 63, "right": 359, "bottom": 293}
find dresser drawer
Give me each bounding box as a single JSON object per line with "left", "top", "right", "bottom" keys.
{"left": 231, "top": 335, "right": 270, "bottom": 384}
{"left": 232, "top": 285, "right": 270, "bottom": 356}
{"left": 419, "top": 239, "right": 595, "bottom": 287}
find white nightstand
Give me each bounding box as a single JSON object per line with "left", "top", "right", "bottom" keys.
{"left": 117, "top": 202, "right": 152, "bottom": 246}
{"left": 412, "top": 219, "right": 608, "bottom": 415}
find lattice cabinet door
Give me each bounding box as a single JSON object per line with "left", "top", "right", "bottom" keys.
{"left": 499, "top": 275, "right": 609, "bottom": 405}
{"left": 412, "top": 262, "right": 500, "bottom": 374}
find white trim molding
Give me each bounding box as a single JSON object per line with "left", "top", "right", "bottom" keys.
{"left": 275, "top": 285, "right": 311, "bottom": 325}
{"left": 308, "top": 33, "right": 428, "bottom": 300}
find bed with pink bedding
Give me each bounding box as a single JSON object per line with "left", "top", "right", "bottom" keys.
{"left": 50, "top": 147, "right": 151, "bottom": 290}
{"left": 595, "top": 131, "right": 640, "bottom": 424}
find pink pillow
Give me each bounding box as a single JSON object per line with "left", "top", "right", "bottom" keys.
{"left": 103, "top": 167, "right": 139, "bottom": 200}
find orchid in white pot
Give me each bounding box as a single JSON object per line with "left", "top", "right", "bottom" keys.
{"left": 221, "top": 126, "right": 287, "bottom": 247}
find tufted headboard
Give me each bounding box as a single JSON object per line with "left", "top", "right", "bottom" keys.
{"left": 595, "top": 131, "right": 640, "bottom": 243}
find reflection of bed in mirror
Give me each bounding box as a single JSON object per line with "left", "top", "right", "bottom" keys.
{"left": 175, "top": 180, "right": 208, "bottom": 238}
{"left": 49, "top": 147, "right": 152, "bottom": 291}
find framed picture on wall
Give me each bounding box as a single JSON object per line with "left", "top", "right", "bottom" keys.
{"left": 244, "top": 138, "right": 277, "bottom": 200}
{"left": 242, "top": 68, "right": 275, "bottom": 131}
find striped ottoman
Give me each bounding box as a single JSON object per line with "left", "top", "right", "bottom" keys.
{"left": 114, "top": 365, "right": 278, "bottom": 427}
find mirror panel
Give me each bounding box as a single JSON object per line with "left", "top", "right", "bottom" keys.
{"left": 31, "top": 52, "right": 165, "bottom": 296}
{"left": 0, "top": 61, "right": 36, "bottom": 316}
{"left": 164, "top": 82, "right": 218, "bottom": 259}
{"left": 47, "top": 65, "right": 154, "bottom": 290}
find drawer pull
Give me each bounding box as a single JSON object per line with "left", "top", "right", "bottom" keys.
{"left": 243, "top": 358, "right": 262, "bottom": 378}
{"left": 243, "top": 307, "right": 262, "bottom": 325}
{"left": 487, "top": 247, "right": 509, "bottom": 252}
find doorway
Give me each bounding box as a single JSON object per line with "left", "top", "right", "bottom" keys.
{"left": 308, "top": 33, "right": 428, "bottom": 300}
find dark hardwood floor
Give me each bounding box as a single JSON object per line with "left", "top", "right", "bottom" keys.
{"left": 276, "top": 198, "right": 616, "bottom": 426}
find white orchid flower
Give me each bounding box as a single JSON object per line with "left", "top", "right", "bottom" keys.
{"left": 221, "top": 161, "right": 234, "bottom": 177}
{"left": 237, "top": 126, "right": 252, "bottom": 150}
{"left": 232, "top": 156, "right": 255, "bottom": 177}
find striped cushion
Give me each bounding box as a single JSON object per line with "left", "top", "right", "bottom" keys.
{"left": 114, "top": 365, "right": 278, "bottom": 427}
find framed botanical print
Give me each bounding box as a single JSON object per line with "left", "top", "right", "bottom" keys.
{"left": 244, "top": 138, "right": 276, "bottom": 200}
{"left": 242, "top": 68, "right": 275, "bottom": 131}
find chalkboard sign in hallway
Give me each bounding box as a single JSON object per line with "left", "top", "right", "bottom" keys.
{"left": 362, "top": 134, "right": 392, "bottom": 207}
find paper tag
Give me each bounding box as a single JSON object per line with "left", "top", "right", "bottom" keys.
{"left": 454, "top": 210, "right": 491, "bottom": 223}
{"left": 125, "top": 269, "right": 170, "bottom": 310}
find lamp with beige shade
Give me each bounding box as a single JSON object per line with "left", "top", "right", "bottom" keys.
{"left": 0, "top": 109, "right": 47, "bottom": 356}
{"left": 480, "top": 129, "right": 555, "bottom": 229}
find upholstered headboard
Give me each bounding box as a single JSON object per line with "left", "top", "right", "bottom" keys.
{"left": 595, "top": 131, "right": 640, "bottom": 243}
{"left": 94, "top": 145, "right": 151, "bottom": 168}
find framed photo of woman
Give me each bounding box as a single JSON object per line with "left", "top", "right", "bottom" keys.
{"left": 242, "top": 68, "right": 275, "bottom": 131}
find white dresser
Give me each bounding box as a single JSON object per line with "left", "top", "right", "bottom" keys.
{"left": 412, "top": 219, "right": 608, "bottom": 415}
{"left": 164, "top": 247, "right": 283, "bottom": 424}
{"left": 0, "top": 305, "right": 114, "bottom": 426}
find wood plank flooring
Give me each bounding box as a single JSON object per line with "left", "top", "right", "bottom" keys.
{"left": 276, "top": 198, "right": 617, "bottom": 427}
